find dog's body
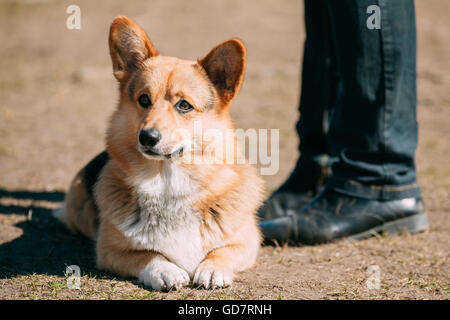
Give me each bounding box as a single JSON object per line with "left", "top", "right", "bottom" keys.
{"left": 55, "top": 16, "right": 264, "bottom": 290}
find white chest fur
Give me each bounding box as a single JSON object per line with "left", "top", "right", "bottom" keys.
{"left": 119, "top": 162, "right": 205, "bottom": 276}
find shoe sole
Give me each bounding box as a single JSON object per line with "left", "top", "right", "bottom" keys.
{"left": 349, "top": 212, "right": 429, "bottom": 241}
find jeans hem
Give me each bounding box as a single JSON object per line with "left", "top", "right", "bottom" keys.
{"left": 325, "top": 176, "right": 422, "bottom": 201}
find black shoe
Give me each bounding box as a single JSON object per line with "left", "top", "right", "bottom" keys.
{"left": 258, "top": 155, "right": 332, "bottom": 221}
{"left": 257, "top": 191, "right": 314, "bottom": 221}
{"left": 259, "top": 188, "right": 429, "bottom": 245}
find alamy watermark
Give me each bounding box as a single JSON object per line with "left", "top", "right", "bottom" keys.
{"left": 366, "top": 265, "right": 381, "bottom": 290}
{"left": 142, "top": 120, "right": 280, "bottom": 176}
{"left": 66, "top": 5, "right": 81, "bottom": 30}
{"left": 366, "top": 5, "right": 381, "bottom": 30}
{"left": 66, "top": 265, "right": 81, "bottom": 289}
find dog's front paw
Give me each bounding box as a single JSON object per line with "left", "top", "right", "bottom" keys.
{"left": 139, "top": 256, "right": 189, "bottom": 291}
{"left": 193, "top": 261, "right": 233, "bottom": 289}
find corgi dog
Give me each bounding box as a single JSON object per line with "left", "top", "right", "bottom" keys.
{"left": 55, "top": 16, "right": 264, "bottom": 291}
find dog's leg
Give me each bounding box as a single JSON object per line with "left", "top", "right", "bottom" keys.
{"left": 96, "top": 221, "right": 189, "bottom": 291}
{"left": 138, "top": 255, "right": 191, "bottom": 291}
{"left": 193, "top": 240, "right": 259, "bottom": 289}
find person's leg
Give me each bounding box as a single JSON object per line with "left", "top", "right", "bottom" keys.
{"left": 325, "top": 0, "right": 421, "bottom": 200}
{"left": 260, "top": 0, "right": 428, "bottom": 244}
{"left": 258, "top": 0, "right": 338, "bottom": 220}
{"left": 278, "top": 0, "right": 338, "bottom": 195}
{"left": 278, "top": 0, "right": 340, "bottom": 195}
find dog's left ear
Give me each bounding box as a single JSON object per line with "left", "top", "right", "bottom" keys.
{"left": 109, "top": 16, "right": 158, "bottom": 82}
{"left": 199, "top": 38, "right": 246, "bottom": 104}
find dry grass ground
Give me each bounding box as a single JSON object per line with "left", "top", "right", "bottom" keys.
{"left": 0, "top": 0, "right": 449, "bottom": 299}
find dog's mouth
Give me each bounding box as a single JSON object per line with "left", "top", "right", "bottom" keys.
{"left": 140, "top": 146, "right": 184, "bottom": 160}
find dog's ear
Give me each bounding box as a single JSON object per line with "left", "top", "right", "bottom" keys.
{"left": 199, "top": 38, "right": 246, "bottom": 104}
{"left": 109, "top": 16, "right": 158, "bottom": 82}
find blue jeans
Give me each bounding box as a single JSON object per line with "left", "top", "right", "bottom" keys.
{"left": 286, "top": 0, "right": 421, "bottom": 200}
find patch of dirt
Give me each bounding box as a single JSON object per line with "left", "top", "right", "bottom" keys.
{"left": 0, "top": 0, "right": 449, "bottom": 299}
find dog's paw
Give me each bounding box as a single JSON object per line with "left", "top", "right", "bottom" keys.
{"left": 193, "top": 261, "right": 233, "bottom": 289}
{"left": 139, "top": 256, "right": 189, "bottom": 291}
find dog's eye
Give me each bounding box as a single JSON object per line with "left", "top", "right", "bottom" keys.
{"left": 138, "top": 94, "right": 152, "bottom": 109}
{"left": 175, "top": 99, "right": 194, "bottom": 113}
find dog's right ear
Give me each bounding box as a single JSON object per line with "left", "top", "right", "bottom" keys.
{"left": 109, "top": 16, "right": 158, "bottom": 82}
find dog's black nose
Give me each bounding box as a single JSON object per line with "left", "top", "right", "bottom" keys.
{"left": 139, "top": 128, "right": 161, "bottom": 147}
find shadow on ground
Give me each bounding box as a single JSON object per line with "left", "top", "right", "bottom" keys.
{"left": 0, "top": 189, "right": 111, "bottom": 279}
